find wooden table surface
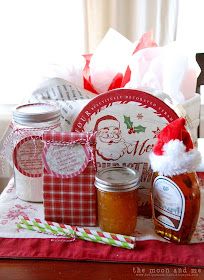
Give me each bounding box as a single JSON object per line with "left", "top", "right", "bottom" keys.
{"left": 0, "top": 260, "right": 203, "bottom": 280}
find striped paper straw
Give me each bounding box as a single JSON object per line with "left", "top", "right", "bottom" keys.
{"left": 17, "top": 216, "right": 136, "bottom": 249}
{"left": 17, "top": 216, "right": 75, "bottom": 237}
{"left": 76, "top": 226, "right": 135, "bottom": 244}
{"left": 75, "top": 230, "right": 134, "bottom": 249}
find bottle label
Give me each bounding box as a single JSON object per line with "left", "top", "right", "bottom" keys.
{"left": 152, "top": 176, "right": 185, "bottom": 231}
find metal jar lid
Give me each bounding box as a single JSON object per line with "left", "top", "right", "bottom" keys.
{"left": 13, "top": 103, "right": 61, "bottom": 125}
{"left": 95, "top": 167, "right": 140, "bottom": 192}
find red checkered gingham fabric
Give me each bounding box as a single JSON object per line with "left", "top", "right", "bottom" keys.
{"left": 43, "top": 131, "right": 97, "bottom": 226}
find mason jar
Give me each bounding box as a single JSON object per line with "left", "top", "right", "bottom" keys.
{"left": 95, "top": 167, "right": 140, "bottom": 235}
{"left": 12, "top": 103, "right": 61, "bottom": 202}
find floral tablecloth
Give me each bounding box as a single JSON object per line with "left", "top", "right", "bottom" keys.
{"left": 0, "top": 178, "right": 204, "bottom": 242}
{"left": 0, "top": 177, "right": 204, "bottom": 266}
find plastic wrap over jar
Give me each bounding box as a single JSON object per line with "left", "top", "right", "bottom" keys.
{"left": 12, "top": 103, "right": 61, "bottom": 202}
{"left": 95, "top": 167, "right": 140, "bottom": 235}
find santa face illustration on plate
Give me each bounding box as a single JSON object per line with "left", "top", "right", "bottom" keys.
{"left": 94, "top": 115, "right": 129, "bottom": 161}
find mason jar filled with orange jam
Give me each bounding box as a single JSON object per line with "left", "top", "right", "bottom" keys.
{"left": 95, "top": 167, "right": 140, "bottom": 235}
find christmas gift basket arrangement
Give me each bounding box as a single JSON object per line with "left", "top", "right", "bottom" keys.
{"left": 0, "top": 29, "right": 204, "bottom": 266}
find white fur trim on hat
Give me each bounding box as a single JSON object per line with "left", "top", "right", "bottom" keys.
{"left": 149, "top": 139, "right": 201, "bottom": 177}
{"left": 97, "top": 119, "right": 120, "bottom": 130}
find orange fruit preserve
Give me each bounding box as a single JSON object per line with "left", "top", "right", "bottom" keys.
{"left": 97, "top": 189, "right": 138, "bottom": 235}
{"left": 95, "top": 167, "right": 140, "bottom": 235}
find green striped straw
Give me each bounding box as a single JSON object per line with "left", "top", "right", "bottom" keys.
{"left": 17, "top": 216, "right": 136, "bottom": 249}
{"left": 76, "top": 230, "right": 134, "bottom": 249}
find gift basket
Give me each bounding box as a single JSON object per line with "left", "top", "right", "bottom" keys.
{"left": 0, "top": 29, "right": 204, "bottom": 259}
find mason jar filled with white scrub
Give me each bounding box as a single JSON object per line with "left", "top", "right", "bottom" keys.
{"left": 12, "top": 103, "right": 61, "bottom": 202}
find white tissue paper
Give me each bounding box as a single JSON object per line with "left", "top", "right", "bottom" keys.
{"left": 125, "top": 44, "right": 200, "bottom": 104}
{"left": 89, "top": 28, "right": 133, "bottom": 93}
{"left": 43, "top": 54, "right": 85, "bottom": 90}
{"left": 42, "top": 28, "right": 200, "bottom": 105}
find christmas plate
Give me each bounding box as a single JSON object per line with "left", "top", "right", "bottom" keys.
{"left": 72, "top": 89, "right": 179, "bottom": 215}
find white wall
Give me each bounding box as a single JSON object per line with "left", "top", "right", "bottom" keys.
{"left": 0, "top": 105, "right": 15, "bottom": 191}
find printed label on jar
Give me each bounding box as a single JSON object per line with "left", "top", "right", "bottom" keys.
{"left": 13, "top": 136, "right": 44, "bottom": 177}
{"left": 43, "top": 143, "right": 90, "bottom": 178}
{"left": 152, "top": 176, "right": 185, "bottom": 231}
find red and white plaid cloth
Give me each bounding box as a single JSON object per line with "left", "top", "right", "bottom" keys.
{"left": 42, "top": 131, "right": 97, "bottom": 226}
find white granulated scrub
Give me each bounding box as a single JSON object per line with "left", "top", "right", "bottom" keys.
{"left": 12, "top": 103, "right": 61, "bottom": 202}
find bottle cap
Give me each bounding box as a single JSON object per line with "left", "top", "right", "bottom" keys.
{"left": 13, "top": 103, "right": 60, "bottom": 125}
{"left": 95, "top": 167, "right": 140, "bottom": 192}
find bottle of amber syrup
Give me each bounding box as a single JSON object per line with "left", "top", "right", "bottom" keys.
{"left": 149, "top": 118, "right": 201, "bottom": 244}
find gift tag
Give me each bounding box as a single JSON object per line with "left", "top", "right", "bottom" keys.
{"left": 13, "top": 136, "right": 44, "bottom": 178}
{"left": 72, "top": 88, "right": 179, "bottom": 215}
{"left": 43, "top": 142, "right": 90, "bottom": 178}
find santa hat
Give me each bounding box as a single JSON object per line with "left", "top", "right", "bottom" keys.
{"left": 94, "top": 115, "right": 120, "bottom": 131}
{"left": 149, "top": 118, "right": 201, "bottom": 176}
